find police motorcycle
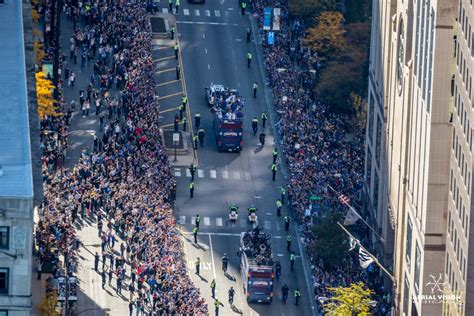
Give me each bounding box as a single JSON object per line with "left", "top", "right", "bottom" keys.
{"left": 229, "top": 204, "right": 239, "bottom": 222}
{"left": 247, "top": 205, "right": 258, "bottom": 223}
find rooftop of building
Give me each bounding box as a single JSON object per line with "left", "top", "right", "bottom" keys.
{"left": 0, "top": 1, "right": 34, "bottom": 198}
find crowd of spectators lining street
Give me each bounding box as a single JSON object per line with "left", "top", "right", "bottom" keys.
{"left": 34, "top": 0, "right": 208, "bottom": 314}
{"left": 251, "top": 0, "right": 392, "bottom": 314}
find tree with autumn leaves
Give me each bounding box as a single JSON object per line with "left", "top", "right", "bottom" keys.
{"left": 36, "top": 72, "right": 57, "bottom": 119}
{"left": 324, "top": 282, "right": 374, "bottom": 315}
{"left": 291, "top": 0, "right": 371, "bottom": 119}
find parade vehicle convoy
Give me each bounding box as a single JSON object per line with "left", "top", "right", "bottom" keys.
{"left": 239, "top": 229, "right": 275, "bottom": 303}
{"left": 206, "top": 84, "right": 244, "bottom": 152}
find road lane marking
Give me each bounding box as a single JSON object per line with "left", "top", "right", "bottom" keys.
{"left": 194, "top": 9, "right": 200, "bottom": 16}
{"left": 204, "top": 9, "right": 210, "bottom": 16}
{"left": 235, "top": 38, "right": 242, "bottom": 42}
{"left": 162, "top": 8, "right": 169, "bottom": 13}
{"left": 156, "top": 79, "right": 180, "bottom": 87}
{"left": 198, "top": 169, "right": 204, "bottom": 178}
{"left": 216, "top": 218, "right": 223, "bottom": 226}
{"left": 276, "top": 222, "right": 281, "bottom": 231}
{"left": 214, "top": 10, "right": 221, "bottom": 17}
{"left": 186, "top": 168, "right": 191, "bottom": 177}
{"left": 191, "top": 216, "right": 196, "bottom": 225}
{"left": 265, "top": 212, "right": 272, "bottom": 216}
{"left": 233, "top": 172, "right": 240, "bottom": 179}
{"left": 222, "top": 170, "right": 228, "bottom": 178}
{"left": 153, "top": 56, "right": 175, "bottom": 62}
{"left": 156, "top": 92, "right": 182, "bottom": 100}
{"left": 176, "top": 21, "right": 239, "bottom": 26}
{"left": 159, "top": 106, "right": 179, "bottom": 113}
{"left": 227, "top": 7, "right": 234, "bottom": 10}
{"left": 244, "top": 172, "right": 251, "bottom": 181}
{"left": 202, "top": 34, "right": 205, "bottom": 39}
{"left": 210, "top": 170, "right": 217, "bottom": 178}
{"left": 155, "top": 67, "right": 175, "bottom": 74}
{"left": 264, "top": 220, "right": 271, "bottom": 230}
{"left": 204, "top": 217, "right": 211, "bottom": 226}
{"left": 205, "top": 48, "right": 208, "bottom": 54}
{"left": 174, "top": 170, "right": 181, "bottom": 177}
{"left": 208, "top": 64, "right": 211, "bottom": 70}
{"left": 179, "top": 216, "right": 186, "bottom": 225}
{"left": 208, "top": 235, "right": 217, "bottom": 279}
{"left": 183, "top": 8, "right": 189, "bottom": 15}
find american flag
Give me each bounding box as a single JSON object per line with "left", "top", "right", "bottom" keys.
{"left": 338, "top": 194, "right": 350, "bottom": 205}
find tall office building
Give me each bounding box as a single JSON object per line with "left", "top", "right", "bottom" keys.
{"left": 365, "top": 0, "right": 459, "bottom": 315}
{"left": 444, "top": 1, "right": 474, "bottom": 315}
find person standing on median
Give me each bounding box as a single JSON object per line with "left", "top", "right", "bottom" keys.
{"left": 193, "top": 225, "right": 198, "bottom": 243}
{"left": 189, "top": 181, "right": 194, "bottom": 198}
{"left": 195, "top": 257, "right": 201, "bottom": 274}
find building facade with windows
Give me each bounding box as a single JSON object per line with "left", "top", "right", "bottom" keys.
{"left": 0, "top": 1, "right": 36, "bottom": 315}
{"left": 444, "top": 0, "right": 474, "bottom": 315}
{"left": 366, "top": 0, "right": 457, "bottom": 315}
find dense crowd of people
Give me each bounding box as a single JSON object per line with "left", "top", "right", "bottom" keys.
{"left": 35, "top": 0, "right": 207, "bottom": 314}
{"left": 251, "top": 0, "right": 391, "bottom": 314}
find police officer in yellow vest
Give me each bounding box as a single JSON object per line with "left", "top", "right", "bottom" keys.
{"left": 281, "top": 187, "right": 286, "bottom": 203}
{"left": 193, "top": 134, "right": 198, "bottom": 150}
{"left": 286, "top": 234, "right": 292, "bottom": 251}
{"left": 247, "top": 52, "right": 252, "bottom": 67}
{"left": 294, "top": 288, "right": 301, "bottom": 306}
{"left": 181, "top": 117, "right": 187, "bottom": 131}
{"left": 276, "top": 199, "right": 282, "bottom": 216}
{"left": 262, "top": 111, "right": 268, "bottom": 128}
{"left": 175, "top": 0, "right": 180, "bottom": 14}
{"left": 272, "top": 148, "right": 278, "bottom": 163}
{"left": 271, "top": 163, "right": 277, "bottom": 181}
{"left": 189, "top": 181, "right": 194, "bottom": 198}
{"left": 241, "top": 1, "right": 247, "bottom": 15}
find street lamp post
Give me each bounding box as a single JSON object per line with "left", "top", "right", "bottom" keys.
{"left": 173, "top": 132, "right": 180, "bottom": 162}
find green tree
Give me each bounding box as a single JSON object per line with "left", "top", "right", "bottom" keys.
{"left": 288, "top": 0, "right": 337, "bottom": 22}
{"left": 310, "top": 212, "right": 347, "bottom": 270}
{"left": 304, "top": 11, "right": 347, "bottom": 62}
{"left": 325, "top": 282, "right": 374, "bottom": 315}
{"left": 316, "top": 61, "right": 359, "bottom": 113}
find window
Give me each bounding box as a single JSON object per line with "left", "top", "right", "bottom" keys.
{"left": 406, "top": 217, "right": 413, "bottom": 268}
{"left": 0, "top": 311, "right": 8, "bottom": 316}
{"left": 0, "top": 269, "right": 8, "bottom": 295}
{"left": 0, "top": 228, "right": 9, "bottom": 250}
{"left": 414, "top": 242, "right": 421, "bottom": 294}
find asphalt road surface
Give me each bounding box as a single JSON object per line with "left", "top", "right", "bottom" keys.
{"left": 152, "top": 1, "right": 316, "bottom": 315}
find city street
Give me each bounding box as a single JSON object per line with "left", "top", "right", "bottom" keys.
{"left": 156, "top": 1, "right": 315, "bottom": 315}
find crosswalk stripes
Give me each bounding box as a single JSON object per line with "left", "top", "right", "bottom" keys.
{"left": 178, "top": 215, "right": 284, "bottom": 231}
{"left": 165, "top": 8, "right": 224, "bottom": 17}
{"left": 173, "top": 168, "right": 259, "bottom": 181}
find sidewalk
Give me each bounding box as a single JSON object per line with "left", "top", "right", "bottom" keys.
{"left": 31, "top": 12, "right": 130, "bottom": 316}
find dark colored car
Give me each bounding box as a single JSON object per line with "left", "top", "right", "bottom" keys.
{"left": 188, "top": 0, "right": 205, "bottom": 3}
